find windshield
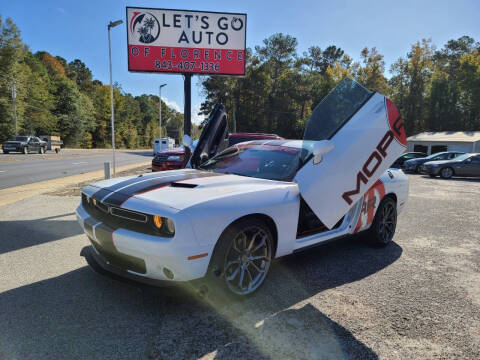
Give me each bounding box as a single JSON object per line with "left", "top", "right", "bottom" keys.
{"left": 14, "top": 136, "right": 28, "bottom": 141}
{"left": 303, "top": 77, "right": 373, "bottom": 141}
{"left": 200, "top": 143, "right": 313, "bottom": 181}
{"left": 426, "top": 152, "right": 446, "bottom": 159}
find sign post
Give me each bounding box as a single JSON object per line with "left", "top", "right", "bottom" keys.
{"left": 126, "top": 7, "right": 247, "bottom": 135}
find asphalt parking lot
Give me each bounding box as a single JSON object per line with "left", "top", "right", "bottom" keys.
{"left": 0, "top": 174, "right": 479, "bottom": 359}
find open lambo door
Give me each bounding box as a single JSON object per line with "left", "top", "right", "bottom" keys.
{"left": 294, "top": 78, "right": 407, "bottom": 229}
{"left": 189, "top": 103, "right": 229, "bottom": 169}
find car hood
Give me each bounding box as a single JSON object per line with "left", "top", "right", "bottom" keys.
{"left": 3, "top": 141, "right": 23, "bottom": 145}
{"left": 82, "top": 169, "right": 291, "bottom": 213}
{"left": 157, "top": 148, "right": 185, "bottom": 155}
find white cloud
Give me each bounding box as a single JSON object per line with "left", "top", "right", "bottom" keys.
{"left": 161, "top": 97, "right": 181, "bottom": 113}
{"left": 57, "top": 7, "right": 66, "bottom": 14}
{"left": 192, "top": 104, "right": 205, "bottom": 125}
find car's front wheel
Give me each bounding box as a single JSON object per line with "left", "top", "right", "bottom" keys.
{"left": 209, "top": 218, "right": 273, "bottom": 297}
{"left": 3, "top": 150, "right": 8, "bottom": 154}
{"left": 23, "top": 147, "right": 28, "bottom": 154}
{"left": 440, "top": 167, "right": 454, "bottom": 179}
{"left": 366, "top": 197, "right": 397, "bottom": 247}
{"left": 39, "top": 146, "right": 44, "bottom": 154}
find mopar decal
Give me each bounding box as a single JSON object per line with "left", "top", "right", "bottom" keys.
{"left": 342, "top": 99, "right": 405, "bottom": 205}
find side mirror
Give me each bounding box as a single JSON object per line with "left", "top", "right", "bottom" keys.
{"left": 312, "top": 140, "right": 334, "bottom": 165}
{"left": 465, "top": 158, "right": 472, "bottom": 163}
{"left": 182, "top": 134, "right": 193, "bottom": 149}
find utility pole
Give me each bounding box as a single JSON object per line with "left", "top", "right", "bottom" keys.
{"left": 159, "top": 84, "right": 167, "bottom": 138}
{"left": 107, "top": 19, "right": 123, "bottom": 177}
{"left": 12, "top": 80, "right": 17, "bottom": 136}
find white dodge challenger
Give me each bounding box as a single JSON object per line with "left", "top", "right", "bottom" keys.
{"left": 77, "top": 78, "right": 409, "bottom": 297}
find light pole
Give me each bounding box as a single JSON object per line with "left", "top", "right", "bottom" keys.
{"left": 108, "top": 19, "right": 123, "bottom": 177}
{"left": 159, "top": 84, "right": 167, "bottom": 139}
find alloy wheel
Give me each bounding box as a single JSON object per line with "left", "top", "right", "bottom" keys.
{"left": 223, "top": 226, "right": 271, "bottom": 295}
{"left": 441, "top": 167, "right": 453, "bottom": 179}
{"left": 378, "top": 201, "right": 396, "bottom": 244}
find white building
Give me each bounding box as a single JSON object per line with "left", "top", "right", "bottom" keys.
{"left": 406, "top": 131, "right": 480, "bottom": 155}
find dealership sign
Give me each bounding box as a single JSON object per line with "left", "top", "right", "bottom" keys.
{"left": 126, "top": 7, "right": 247, "bottom": 75}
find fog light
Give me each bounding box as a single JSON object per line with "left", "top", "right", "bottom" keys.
{"left": 153, "top": 215, "right": 163, "bottom": 229}
{"left": 163, "top": 267, "right": 174, "bottom": 280}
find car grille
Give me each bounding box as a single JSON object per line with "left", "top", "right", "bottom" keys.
{"left": 155, "top": 154, "right": 170, "bottom": 161}
{"left": 82, "top": 193, "right": 166, "bottom": 236}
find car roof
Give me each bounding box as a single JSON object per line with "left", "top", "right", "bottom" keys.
{"left": 229, "top": 132, "right": 283, "bottom": 139}
{"left": 233, "top": 139, "right": 311, "bottom": 149}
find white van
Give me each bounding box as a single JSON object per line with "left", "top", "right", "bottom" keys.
{"left": 153, "top": 137, "right": 175, "bottom": 154}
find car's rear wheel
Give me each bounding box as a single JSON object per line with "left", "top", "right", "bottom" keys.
{"left": 23, "top": 147, "right": 28, "bottom": 154}
{"left": 429, "top": 174, "right": 436, "bottom": 178}
{"left": 440, "top": 167, "right": 453, "bottom": 179}
{"left": 208, "top": 218, "right": 273, "bottom": 297}
{"left": 3, "top": 150, "right": 8, "bottom": 154}
{"left": 366, "top": 197, "right": 397, "bottom": 247}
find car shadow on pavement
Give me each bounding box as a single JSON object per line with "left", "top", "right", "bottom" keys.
{"left": 0, "top": 213, "right": 81, "bottom": 254}
{"left": 0, "top": 237, "right": 401, "bottom": 359}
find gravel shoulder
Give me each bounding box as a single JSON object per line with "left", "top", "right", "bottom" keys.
{"left": 0, "top": 174, "right": 479, "bottom": 359}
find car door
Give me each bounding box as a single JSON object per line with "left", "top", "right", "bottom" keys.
{"left": 294, "top": 78, "right": 407, "bottom": 229}
{"left": 189, "top": 103, "right": 229, "bottom": 169}
{"left": 27, "top": 137, "right": 37, "bottom": 152}
{"left": 462, "top": 155, "right": 480, "bottom": 176}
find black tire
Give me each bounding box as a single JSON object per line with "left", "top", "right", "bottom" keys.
{"left": 366, "top": 197, "right": 397, "bottom": 247}
{"left": 429, "top": 174, "right": 436, "bottom": 178}
{"left": 3, "top": 150, "right": 8, "bottom": 154}
{"left": 39, "top": 146, "right": 44, "bottom": 154}
{"left": 440, "top": 167, "right": 454, "bottom": 179}
{"left": 205, "top": 217, "right": 274, "bottom": 298}
{"left": 415, "top": 165, "right": 421, "bottom": 173}
{"left": 23, "top": 147, "right": 28, "bottom": 154}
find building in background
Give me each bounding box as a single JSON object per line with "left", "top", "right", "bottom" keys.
{"left": 407, "top": 132, "right": 480, "bottom": 155}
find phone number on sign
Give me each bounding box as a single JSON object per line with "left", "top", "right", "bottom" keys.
{"left": 154, "top": 60, "right": 221, "bottom": 72}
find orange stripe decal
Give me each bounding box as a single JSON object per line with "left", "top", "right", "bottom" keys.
{"left": 188, "top": 253, "right": 208, "bottom": 260}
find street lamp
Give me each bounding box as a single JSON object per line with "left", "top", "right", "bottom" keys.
{"left": 108, "top": 19, "right": 123, "bottom": 177}
{"left": 159, "top": 84, "right": 167, "bottom": 139}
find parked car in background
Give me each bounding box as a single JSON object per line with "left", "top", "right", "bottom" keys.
{"left": 403, "top": 151, "right": 465, "bottom": 173}
{"left": 420, "top": 153, "right": 480, "bottom": 179}
{"left": 152, "top": 133, "right": 283, "bottom": 172}
{"left": 391, "top": 152, "right": 427, "bottom": 169}
{"left": 2, "top": 136, "right": 47, "bottom": 154}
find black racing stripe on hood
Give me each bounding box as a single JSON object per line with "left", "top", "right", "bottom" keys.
{"left": 95, "top": 171, "right": 223, "bottom": 207}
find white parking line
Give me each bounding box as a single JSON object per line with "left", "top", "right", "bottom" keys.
{"left": 0, "top": 170, "right": 5, "bottom": 173}
{"left": 72, "top": 162, "right": 88, "bottom": 165}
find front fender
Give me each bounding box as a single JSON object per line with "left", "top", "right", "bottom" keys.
{"left": 180, "top": 184, "right": 300, "bottom": 258}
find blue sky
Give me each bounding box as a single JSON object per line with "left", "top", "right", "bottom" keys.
{"left": 3, "top": 0, "right": 480, "bottom": 123}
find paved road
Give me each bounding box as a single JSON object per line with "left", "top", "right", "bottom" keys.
{"left": 0, "top": 174, "right": 479, "bottom": 359}
{"left": 0, "top": 149, "right": 153, "bottom": 189}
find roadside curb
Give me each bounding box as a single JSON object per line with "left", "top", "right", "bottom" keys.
{"left": 0, "top": 161, "right": 151, "bottom": 207}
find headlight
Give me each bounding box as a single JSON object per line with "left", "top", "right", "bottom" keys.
{"left": 166, "top": 155, "right": 181, "bottom": 161}
{"left": 152, "top": 215, "right": 175, "bottom": 236}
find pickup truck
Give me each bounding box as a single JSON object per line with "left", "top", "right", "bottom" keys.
{"left": 2, "top": 136, "right": 48, "bottom": 154}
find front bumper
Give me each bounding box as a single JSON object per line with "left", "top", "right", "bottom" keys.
{"left": 419, "top": 165, "right": 438, "bottom": 175}
{"left": 76, "top": 205, "right": 212, "bottom": 282}
{"left": 403, "top": 163, "right": 419, "bottom": 172}
{"left": 151, "top": 160, "right": 184, "bottom": 172}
